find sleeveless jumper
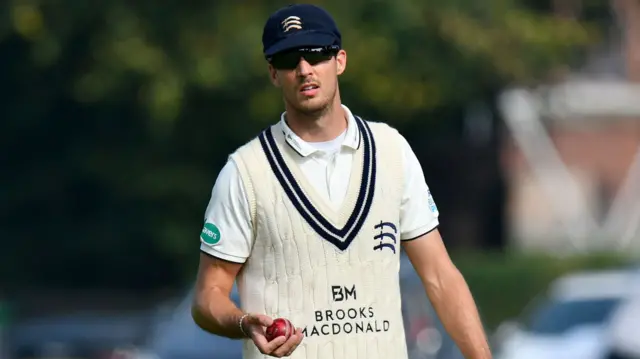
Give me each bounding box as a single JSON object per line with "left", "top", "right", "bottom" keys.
{"left": 230, "top": 117, "right": 408, "bottom": 359}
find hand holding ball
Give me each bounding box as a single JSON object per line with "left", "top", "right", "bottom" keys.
{"left": 265, "top": 318, "right": 294, "bottom": 341}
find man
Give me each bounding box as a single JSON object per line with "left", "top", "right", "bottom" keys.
{"left": 191, "top": 3, "right": 492, "bottom": 359}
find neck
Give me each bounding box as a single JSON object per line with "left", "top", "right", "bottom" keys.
{"left": 284, "top": 98, "right": 347, "bottom": 143}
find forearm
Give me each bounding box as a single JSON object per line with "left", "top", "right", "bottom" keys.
{"left": 191, "top": 286, "right": 246, "bottom": 339}
{"left": 425, "top": 266, "right": 492, "bottom": 359}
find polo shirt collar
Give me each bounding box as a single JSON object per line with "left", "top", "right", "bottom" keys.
{"left": 278, "top": 105, "right": 361, "bottom": 157}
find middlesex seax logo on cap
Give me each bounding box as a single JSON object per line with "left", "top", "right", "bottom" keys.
{"left": 281, "top": 16, "right": 302, "bottom": 32}
{"left": 262, "top": 4, "right": 342, "bottom": 57}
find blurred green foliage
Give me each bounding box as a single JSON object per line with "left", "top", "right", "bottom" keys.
{"left": 0, "top": 0, "right": 612, "bottom": 290}
{"left": 5, "top": 0, "right": 601, "bottom": 124}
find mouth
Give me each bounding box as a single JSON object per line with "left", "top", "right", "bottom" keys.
{"left": 299, "top": 83, "right": 320, "bottom": 96}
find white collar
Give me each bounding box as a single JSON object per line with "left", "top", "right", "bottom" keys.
{"left": 278, "top": 104, "right": 361, "bottom": 157}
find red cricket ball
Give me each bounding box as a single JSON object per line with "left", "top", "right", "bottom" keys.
{"left": 265, "top": 318, "right": 294, "bottom": 342}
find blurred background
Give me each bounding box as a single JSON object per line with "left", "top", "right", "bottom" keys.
{"left": 1, "top": 0, "right": 640, "bottom": 358}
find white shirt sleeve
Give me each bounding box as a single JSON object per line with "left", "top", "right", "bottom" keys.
{"left": 199, "top": 159, "right": 253, "bottom": 263}
{"left": 399, "top": 135, "right": 440, "bottom": 240}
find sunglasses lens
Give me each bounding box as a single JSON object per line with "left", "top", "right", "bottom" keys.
{"left": 270, "top": 47, "right": 337, "bottom": 70}
{"left": 271, "top": 52, "right": 302, "bottom": 70}
{"left": 303, "top": 52, "right": 334, "bottom": 65}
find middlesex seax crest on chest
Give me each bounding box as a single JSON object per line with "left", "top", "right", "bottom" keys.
{"left": 258, "top": 116, "right": 376, "bottom": 252}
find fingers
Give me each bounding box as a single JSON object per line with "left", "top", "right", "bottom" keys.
{"left": 254, "top": 334, "right": 287, "bottom": 356}
{"left": 244, "top": 313, "right": 286, "bottom": 356}
{"left": 245, "top": 314, "right": 304, "bottom": 357}
{"left": 246, "top": 313, "right": 274, "bottom": 327}
{"left": 273, "top": 327, "right": 304, "bottom": 358}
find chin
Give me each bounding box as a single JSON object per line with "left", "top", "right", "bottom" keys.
{"left": 296, "top": 99, "right": 331, "bottom": 115}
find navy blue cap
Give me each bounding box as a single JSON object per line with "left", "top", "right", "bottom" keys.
{"left": 262, "top": 4, "right": 342, "bottom": 58}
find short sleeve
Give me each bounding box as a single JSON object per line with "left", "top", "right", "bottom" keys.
{"left": 199, "top": 159, "right": 253, "bottom": 263}
{"left": 399, "top": 136, "right": 440, "bottom": 240}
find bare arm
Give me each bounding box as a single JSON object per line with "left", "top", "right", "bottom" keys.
{"left": 192, "top": 159, "right": 303, "bottom": 356}
{"left": 191, "top": 251, "right": 302, "bottom": 357}
{"left": 191, "top": 252, "right": 247, "bottom": 338}
{"left": 402, "top": 229, "right": 492, "bottom": 359}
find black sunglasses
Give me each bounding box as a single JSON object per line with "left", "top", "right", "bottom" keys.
{"left": 267, "top": 45, "right": 340, "bottom": 70}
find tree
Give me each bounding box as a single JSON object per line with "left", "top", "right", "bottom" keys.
{"left": 0, "top": 0, "right": 607, "bottom": 289}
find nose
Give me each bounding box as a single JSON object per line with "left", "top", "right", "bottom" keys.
{"left": 296, "top": 57, "right": 313, "bottom": 76}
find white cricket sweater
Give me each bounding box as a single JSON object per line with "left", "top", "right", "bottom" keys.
{"left": 230, "top": 116, "right": 409, "bottom": 359}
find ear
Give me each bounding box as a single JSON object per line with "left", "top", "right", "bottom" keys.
{"left": 268, "top": 64, "right": 281, "bottom": 87}
{"left": 335, "top": 49, "right": 347, "bottom": 76}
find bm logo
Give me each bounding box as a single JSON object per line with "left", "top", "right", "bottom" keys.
{"left": 373, "top": 221, "right": 397, "bottom": 253}
{"left": 332, "top": 285, "right": 356, "bottom": 302}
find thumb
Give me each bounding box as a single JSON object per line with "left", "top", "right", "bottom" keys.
{"left": 246, "top": 313, "right": 273, "bottom": 327}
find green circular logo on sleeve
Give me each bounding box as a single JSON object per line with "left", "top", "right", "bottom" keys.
{"left": 200, "top": 222, "right": 221, "bottom": 246}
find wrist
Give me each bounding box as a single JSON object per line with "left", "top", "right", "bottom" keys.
{"left": 238, "top": 313, "right": 250, "bottom": 338}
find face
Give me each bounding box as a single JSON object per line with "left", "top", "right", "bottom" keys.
{"left": 268, "top": 46, "right": 347, "bottom": 116}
